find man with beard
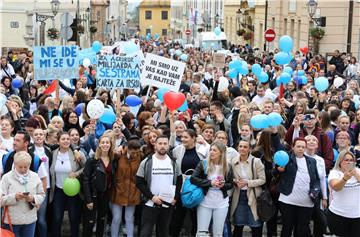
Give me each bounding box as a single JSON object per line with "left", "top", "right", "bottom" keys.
{"left": 136, "top": 135, "right": 182, "bottom": 237}
{"left": 207, "top": 100, "right": 231, "bottom": 133}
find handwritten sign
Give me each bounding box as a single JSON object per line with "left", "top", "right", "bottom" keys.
{"left": 96, "top": 55, "right": 141, "bottom": 89}
{"left": 140, "top": 53, "right": 185, "bottom": 92}
{"left": 213, "top": 53, "right": 225, "bottom": 68}
{"left": 34, "top": 46, "right": 78, "bottom": 80}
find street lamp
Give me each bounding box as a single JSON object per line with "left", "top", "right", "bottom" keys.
{"left": 215, "top": 14, "right": 219, "bottom": 27}
{"left": 35, "top": 0, "right": 61, "bottom": 45}
{"left": 307, "top": 0, "right": 317, "bottom": 18}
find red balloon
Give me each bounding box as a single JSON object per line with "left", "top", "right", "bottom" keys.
{"left": 300, "top": 47, "right": 309, "bottom": 54}
{"left": 91, "top": 70, "right": 96, "bottom": 75}
{"left": 163, "top": 92, "right": 186, "bottom": 111}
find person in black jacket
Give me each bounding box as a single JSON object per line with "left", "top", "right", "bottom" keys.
{"left": 276, "top": 137, "right": 321, "bottom": 237}
{"left": 82, "top": 135, "right": 116, "bottom": 237}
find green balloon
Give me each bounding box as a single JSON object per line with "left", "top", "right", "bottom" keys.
{"left": 63, "top": 178, "right": 81, "bottom": 197}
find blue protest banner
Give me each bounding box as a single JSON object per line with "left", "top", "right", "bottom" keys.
{"left": 34, "top": 46, "right": 79, "bottom": 80}
{"left": 96, "top": 54, "right": 141, "bottom": 89}
{"left": 78, "top": 47, "right": 97, "bottom": 65}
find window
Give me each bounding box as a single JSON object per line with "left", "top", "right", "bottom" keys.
{"left": 289, "top": 0, "right": 296, "bottom": 12}
{"left": 146, "top": 28, "right": 151, "bottom": 35}
{"left": 283, "top": 18, "right": 287, "bottom": 35}
{"left": 162, "top": 29, "right": 167, "bottom": 36}
{"left": 161, "top": 11, "right": 168, "bottom": 20}
{"left": 145, "top": 10, "right": 152, "bottom": 20}
{"left": 290, "top": 19, "right": 295, "bottom": 39}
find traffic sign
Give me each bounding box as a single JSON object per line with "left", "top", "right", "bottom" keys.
{"left": 185, "top": 29, "right": 191, "bottom": 35}
{"left": 60, "top": 26, "right": 73, "bottom": 40}
{"left": 61, "top": 12, "right": 73, "bottom": 26}
{"left": 264, "top": 28, "right": 276, "bottom": 42}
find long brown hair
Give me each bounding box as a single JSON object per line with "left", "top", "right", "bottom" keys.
{"left": 95, "top": 135, "right": 114, "bottom": 161}
{"left": 254, "top": 129, "right": 272, "bottom": 162}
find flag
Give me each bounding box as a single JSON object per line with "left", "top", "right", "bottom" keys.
{"left": 43, "top": 80, "right": 57, "bottom": 95}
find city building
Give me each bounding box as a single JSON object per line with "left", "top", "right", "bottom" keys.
{"left": 106, "top": 0, "right": 128, "bottom": 43}
{"left": 138, "top": 0, "right": 171, "bottom": 38}
{"left": 0, "top": 0, "right": 91, "bottom": 55}
{"left": 170, "top": 0, "right": 184, "bottom": 40}
{"left": 90, "top": 0, "right": 110, "bottom": 44}
{"left": 225, "top": 0, "right": 360, "bottom": 59}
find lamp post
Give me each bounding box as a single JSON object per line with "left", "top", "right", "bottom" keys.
{"left": 215, "top": 14, "right": 219, "bottom": 28}
{"left": 35, "top": 0, "right": 60, "bottom": 46}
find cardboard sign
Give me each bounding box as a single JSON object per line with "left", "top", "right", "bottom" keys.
{"left": 127, "top": 50, "right": 145, "bottom": 71}
{"left": 140, "top": 53, "right": 185, "bottom": 92}
{"left": 96, "top": 54, "right": 141, "bottom": 89}
{"left": 34, "top": 46, "right": 78, "bottom": 80}
{"left": 213, "top": 53, "right": 226, "bottom": 68}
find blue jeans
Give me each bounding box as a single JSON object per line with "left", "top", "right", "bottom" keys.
{"left": 197, "top": 205, "right": 228, "bottom": 237}
{"left": 37, "top": 189, "right": 49, "bottom": 237}
{"left": 110, "top": 203, "right": 136, "bottom": 237}
{"left": 3, "top": 222, "right": 36, "bottom": 237}
{"left": 52, "top": 187, "right": 81, "bottom": 237}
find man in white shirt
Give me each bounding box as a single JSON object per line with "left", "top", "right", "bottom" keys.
{"left": 251, "top": 84, "right": 275, "bottom": 106}
{"left": 136, "top": 135, "right": 182, "bottom": 237}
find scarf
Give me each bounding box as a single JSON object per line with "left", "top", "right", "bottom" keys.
{"left": 13, "top": 169, "right": 29, "bottom": 185}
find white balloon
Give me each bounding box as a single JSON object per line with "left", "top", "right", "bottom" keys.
{"left": 83, "top": 58, "right": 91, "bottom": 67}
{"left": 218, "top": 77, "right": 229, "bottom": 92}
{"left": 333, "top": 77, "right": 344, "bottom": 88}
{"left": 87, "top": 99, "right": 105, "bottom": 119}
{"left": 0, "top": 93, "right": 6, "bottom": 108}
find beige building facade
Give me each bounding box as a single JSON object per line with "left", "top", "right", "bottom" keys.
{"left": 224, "top": 0, "right": 360, "bottom": 59}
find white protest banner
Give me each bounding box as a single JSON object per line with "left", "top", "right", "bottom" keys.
{"left": 96, "top": 54, "right": 141, "bottom": 89}
{"left": 34, "top": 46, "right": 78, "bottom": 80}
{"left": 140, "top": 53, "right": 185, "bottom": 92}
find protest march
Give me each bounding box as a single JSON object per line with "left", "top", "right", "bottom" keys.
{"left": 1, "top": 7, "right": 360, "bottom": 237}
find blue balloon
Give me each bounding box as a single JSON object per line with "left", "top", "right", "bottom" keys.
{"left": 180, "top": 54, "right": 188, "bottom": 61}
{"left": 125, "top": 95, "right": 142, "bottom": 107}
{"left": 175, "top": 50, "right": 182, "bottom": 56}
{"left": 293, "top": 76, "right": 302, "bottom": 86}
{"left": 123, "top": 41, "right": 139, "bottom": 55}
{"left": 157, "top": 88, "right": 170, "bottom": 102}
{"left": 333, "top": 149, "right": 339, "bottom": 162}
{"left": 228, "top": 69, "right": 238, "bottom": 79}
{"left": 279, "top": 35, "right": 293, "bottom": 53}
{"left": 297, "top": 70, "right": 305, "bottom": 76}
{"left": 276, "top": 77, "right": 282, "bottom": 87}
{"left": 178, "top": 100, "right": 188, "bottom": 112}
{"left": 250, "top": 114, "right": 269, "bottom": 129}
{"left": 12, "top": 78, "right": 23, "bottom": 89}
{"left": 283, "top": 66, "right": 293, "bottom": 76}
{"left": 268, "top": 112, "right": 283, "bottom": 127}
{"left": 275, "top": 52, "right": 291, "bottom": 65}
{"left": 301, "top": 75, "right": 308, "bottom": 84}
{"left": 314, "top": 77, "right": 329, "bottom": 92}
{"left": 274, "top": 150, "right": 289, "bottom": 167}
{"left": 280, "top": 72, "right": 291, "bottom": 84}
{"left": 238, "top": 66, "right": 249, "bottom": 75}
{"left": 229, "top": 59, "right": 242, "bottom": 70}
{"left": 75, "top": 103, "right": 84, "bottom": 116}
{"left": 355, "top": 100, "right": 360, "bottom": 109}
{"left": 251, "top": 64, "right": 262, "bottom": 76}
{"left": 214, "top": 26, "right": 221, "bottom": 36}
{"left": 99, "top": 108, "right": 116, "bottom": 124}
{"left": 258, "top": 72, "right": 269, "bottom": 83}
{"left": 92, "top": 41, "right": 102, "bottom": 53}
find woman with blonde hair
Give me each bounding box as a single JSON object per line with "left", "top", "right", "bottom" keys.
{"left": 59, "top": 95, "right": 74, "bottom": 114}
{"left": 83, "top": 135, "right": 116, "bottom": 237}
{"left": 327, "top": 150, "right": 360, "bottom": 237}
{"left": 191, "top": 141, "right": 233, "bottom": 236}
{"left": 1, "top": 151, "right": 45, "bottom": 237}
{"left": 50, "top": 116, "right": 64, "bottom": 131}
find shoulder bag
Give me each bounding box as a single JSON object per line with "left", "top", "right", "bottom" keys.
{"left": 251, "top": 158, "right": 276, "bottom": 222}
{"left": 1, "top": 207, "right": 15, "bottom": 237}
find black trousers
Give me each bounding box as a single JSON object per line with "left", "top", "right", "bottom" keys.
{"left": 266, "top": 197, "right": 279, "bottom": 237}
{"left": 311, "top": 199, "right": 327, "bottom": 237}
{"left": 82, "top": 192, "right": 110, "bottom": 237}
{"left": 169, "top": 200, "right": 197, "bottom": 237}
{"left": 140, "top": 205, "right": 173, "bottom": 237}
{"left": 279, "top": 202, "right": 313, "bottom": 237}
{"left": 327, "top": 209, "right": 360, "bottom": 237}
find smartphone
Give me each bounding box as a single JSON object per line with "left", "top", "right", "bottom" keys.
{"left": 23, "top": 192, "right": 30, "bottom": 196}
{"left": 348, "top": 162, "right": 356, "bottom": 171}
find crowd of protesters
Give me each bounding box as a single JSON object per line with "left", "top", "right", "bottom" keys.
{"left": 0, "top": 36, "right": 360, "bottom": 237}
